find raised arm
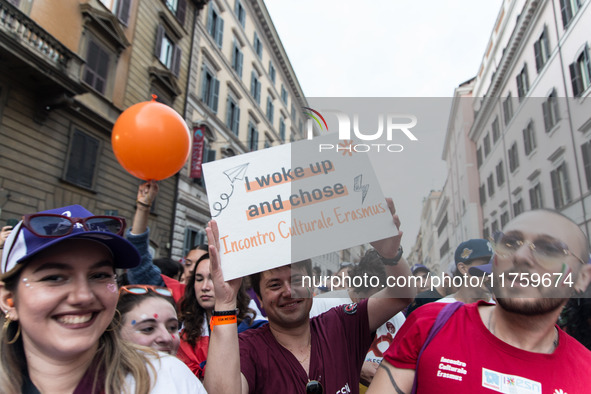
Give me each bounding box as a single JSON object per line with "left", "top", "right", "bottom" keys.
{"left": 126, "top": 181, "right": 165, "bottom": 286}
{"left": 203, "top": 220, "right": 249, "bottom": 394}
{"left": 367, "top": 198, "right": 416, "bottom": 332}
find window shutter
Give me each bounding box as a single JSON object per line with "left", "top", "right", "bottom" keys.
{"left": 176, "top": 0, "right": 187, "bottom": 26}
{"left": 116, "top": 0, "right": 131, "bottom": 25}
{"left": 207, "top": 5, "right": 214, "bottom": 36}
{"left": 534, "top": 40, "right": 542, "bottom": 72}
{"left": 542, "top": 100, "right": 551, "bottom": 132}
{"left": 172, "top": 46, "right": 182, "bottom": 77}
{"left": 231, "top": 42, "right": 237, "bottom": 70}
{"left": 247, "top": 122, "right": 253, "bottom": 149}
{"left": 83, "top": 41, "right": 99, "bottom": 86}
{"left": 96, "top": 48, "right": 110, "bottom": 94}
{"left": 250, "top": 71, "right": 256, "bottom": 96}
{"left": 212, "top": 78, "right": 220, "bottom": 113}
{"left": 201, "top": 66, "right": 209, "bottom": 102}
{"left": 216, "top": 18, "right": 224, "bottom": 48}
{"left": 582, "top": 142, "right": 591, "bottom": 189}
{"left": 154, "top": 25, "right": 164, "bottom": 59}
{"left": 551, "top": 170, "right": 560, "bottom": 208}
{"left": 560, "top": 0, "right": 571, "bottom": 27}
{"left": 237, "top": 50, "right": 243, "bottom": 78}
{"left": 256, "top": 80, "right": 261, "bottom": 103}
{"left": 563, "top": 165, "right": 571, "bottom": 203}
{"left": 569, "top": 62, "right": 582, "bottom": 97}
{"left": 233, "top": 106, "right": 240, "bottom": 135}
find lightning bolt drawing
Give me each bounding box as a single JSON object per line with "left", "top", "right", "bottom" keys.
{"left": 354, "top": 174, "right": 369, "bottom": 204}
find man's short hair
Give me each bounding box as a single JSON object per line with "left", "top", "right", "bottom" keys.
{"left": 250, "top": 259, "right": 313, "bottom": 299}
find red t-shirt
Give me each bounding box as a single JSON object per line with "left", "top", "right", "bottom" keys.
{"left": 239, "top": 299, "right": 373, "bottom": 394}
{"left": 384, "top": 301, "right": 591, "bottom": 393}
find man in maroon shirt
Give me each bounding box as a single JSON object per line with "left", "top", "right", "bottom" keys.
{"left": 204, "top": 198, "right": 416, "bottom": 394}
{"left": 368, "top": 209, "right": 591, "bottom": 393}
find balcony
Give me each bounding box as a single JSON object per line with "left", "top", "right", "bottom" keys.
{"left": 0, "top": 0, "right": 86, "bottom": 96}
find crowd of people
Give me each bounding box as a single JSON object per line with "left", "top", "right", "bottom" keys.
{"left": 0, "top": 180, "right": 590, "bottom": 393}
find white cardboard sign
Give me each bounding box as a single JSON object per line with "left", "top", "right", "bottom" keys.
{"left": 202, "top": 134, "right": 396, "bottom": 280}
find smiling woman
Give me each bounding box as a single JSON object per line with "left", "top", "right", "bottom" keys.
{"left": 0, "top": 205, "right": 206, "bottom": 394}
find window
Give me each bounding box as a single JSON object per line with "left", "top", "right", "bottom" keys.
{"left": 201, "top": 64, "right": 220, "bottom": 113}
{"left": 281, "top": 85, "right": 288, "bottom": 105}
{"left": 581, "top": 140, "right": 591, "bottom": 190}
{"left": 513, "top": 198, "right": 524, "bottom": 217}
{"left": 492, "top": 117, "right": 500, "bottom": 144}
{"left": 503, "top": 94, "right": 513, "bottom": 126}
{"left": 551, "top": 162, "right": 571, "bottom": 208}
{"left": 437, "top": 214, "right": 448, "bottom": 236}
{"left": 477, "top": 147, "right": 483, "bottom": 168}
{"left": 65, "top": 129, "right": 100, "bottom": 189}
{"left": 207, "top": 4, "right": 224, "bottom": 48}
{"left": 166, "top": 0, "right": 187, "bottom": 25}
{"left": 508, "top": 142, "right": 519, "bottom": 173}
{"left": 542, "top": 89, "right": 560, "bottom": 132}
{"left": 496, "top": 161, "right": 505, "bottom": 187}
{"left": 523, "top": 122, "right": 537, "bottom": 155}
{"left": 483, "top": 133, "right": 491, "bottom": 156}
{"left": 569, "top": 46, "right": 591, "bottom": 97}
{"left": 250, "top": 71, "right": 261, "bottom": 104}
{"left": 491, "top": 220, "right": 499, "bottom": 234}
{"left": 264, "top": 139, "right": 271, "bottom": 149}
{"left": 83, "top": 39, "right": 110, "bottom": 94}
{"left": 534, "top": 27, "right": 550, "bottom": 72}
{"left": 248, "top": 121, "right": 259, "bottom": 151}
{"left": 266, "top": 96, "right": 274, "bottom": 124}
{"left": 268, "top": 61, "right": 276, "bottom": 84}
{"left": 155, "top": 25, "right": 181, "bottom": 76}
{"left": 560, "top": 0, "right": 581, "bottom": 28}
{"left": 231, "top": 40, "right": 243, "bottom": 77}
{"left": 500, "top": 211, "right": 510, "bottom": 228}
{"left": 291, "top": 103, "right": 296, "bottom": 121}
{"left": 183, "top": 228, "right": 205, "bottom": 257}
{"left": 483, "top": 227, "right": 490, "bottom": 240}
{"left": 529, "top": 183, "right": 544, "bottom": 209}
{"left": 479, "top": 184, "right": 486, "bottom": 205}
{"left": 235, "top": 0, "right": 245, "bottom": 27}
{"left": 516, "top": 65, "right": 530, "bottom": 101}
{"left": 487, "top": 174, "right": 495, "bottom": 197}
{"left": 101, "top": 0, "right": 131, "bottom": 25}
{"left": 279, "top": 117, "right": 286, "bottom": 141}
{"left": 226, "top": 95, "right": 240, "bottom": 136}
{"left": 253, "top": 31, "right": 262, "bottom": 59}
{"left": 439, "top": 239, "right": 450, "bottom": 259}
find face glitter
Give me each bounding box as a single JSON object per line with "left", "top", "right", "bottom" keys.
{"left": 131, "top": 320, "right": 136, "bottom": 325}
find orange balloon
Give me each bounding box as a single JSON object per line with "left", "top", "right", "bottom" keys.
{"left": 112, "top": 99, "right": 191, "bottom": 181}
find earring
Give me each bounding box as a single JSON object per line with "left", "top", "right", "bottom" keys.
{"left": 2, "top": 314, "right": 21, "bottom": 345}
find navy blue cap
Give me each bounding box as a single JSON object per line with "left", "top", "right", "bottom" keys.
{"left": 454, "top": 239, "right": 493, "bottom": 266}
{"left": 411, "top": 264, "right": 430, "bottom": 274}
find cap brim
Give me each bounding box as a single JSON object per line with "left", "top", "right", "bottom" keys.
{"left": 16, "top": 231, "right": 140, "bottom": 269}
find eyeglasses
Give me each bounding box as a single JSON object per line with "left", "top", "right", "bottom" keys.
{"left": 492, "top": 231, "right": 587, "bottom": 268}
{"left": 119, "top": 285, "right": 173, "bottom": 298}
{"left": 306, "top": 380, "right": 323, "bottom": 394}
{"left": 22, "top": 214, "right": 126, "bottom": 237}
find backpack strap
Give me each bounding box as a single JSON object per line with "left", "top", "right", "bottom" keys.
{"left": 410, "top": 302, "right": 463, "bottom": 394}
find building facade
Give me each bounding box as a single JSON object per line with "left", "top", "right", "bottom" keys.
{"left": 171, "top": 0, "right": 309, "bottom": 259}
{"left": 0, "top": 0, "right": 206, "bottom": 257}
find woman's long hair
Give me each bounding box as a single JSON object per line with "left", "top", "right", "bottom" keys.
{"left": 0, "top": 272, "right": 156, "bottom": 394}
{"left": 179, "top": 254, "right": 255, "bottom": 347}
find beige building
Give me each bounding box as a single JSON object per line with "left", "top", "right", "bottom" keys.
{"left": 0, "top": 0, "right": 206, "bottom": 257}
{"left": 172, "top": 0, "right": 309, "bottom": 259}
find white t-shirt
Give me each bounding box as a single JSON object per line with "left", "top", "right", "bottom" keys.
{"left": 126, "top": 353, "right": 207, "bottom": 393}
{"left": 309, "top": 289, "right": 406, "bottom": 364}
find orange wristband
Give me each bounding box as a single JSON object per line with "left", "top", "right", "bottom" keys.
{"left": 210, "top": 315, "right": 237, "bottom": 326}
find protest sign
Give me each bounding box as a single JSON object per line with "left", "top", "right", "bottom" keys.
{"left": 203, "top": 133, "right": 396, "bottom": 280}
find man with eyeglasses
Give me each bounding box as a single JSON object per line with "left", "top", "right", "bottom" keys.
{"left": 368, "top": 209, "right": 591, "bottom": 394}
{"left": 203, "top": 198, "right": 416, "bottom": 394}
